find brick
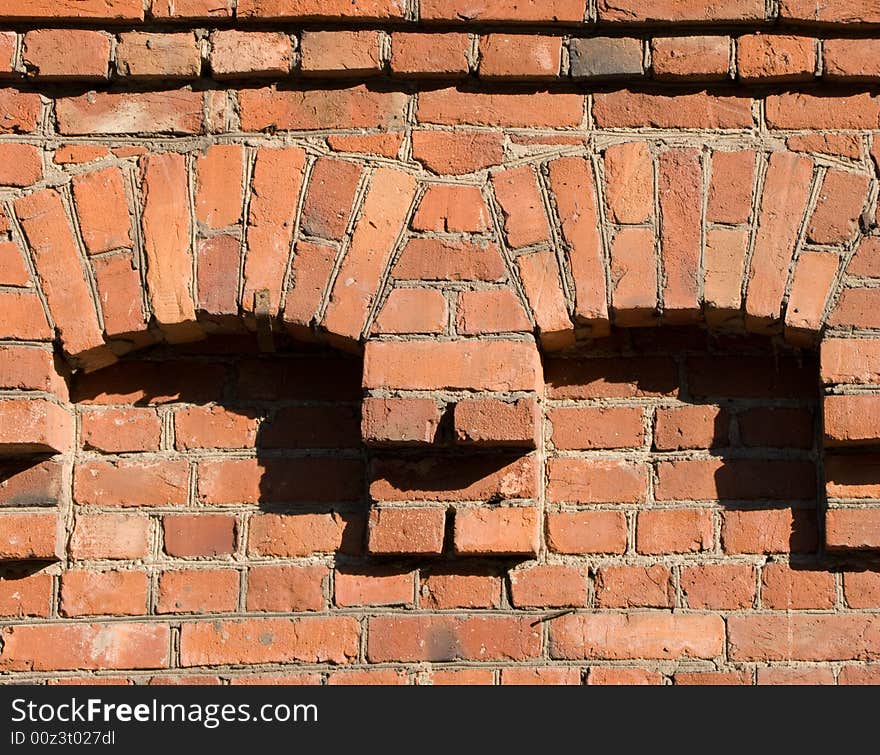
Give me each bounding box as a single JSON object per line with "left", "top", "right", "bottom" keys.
{"left": 738, "top": 407, "right": 814, "bottom": 449}
{"left": 588, "top": 668, "right": 662, "bottom": 686}
{"left": 737, "top": 34, "right": 815, "bottom": 82}
{"left": 367, "top": 508, "right": 446, "bottom": 555}
{"left": 283, "top": 241, "right": 337, "bottom": 331}
{"left": 516, "top": 251, "right": 573, "bottom": 350}
{"left": 830, "top": 288, "right": 880, "bottom": 328}
{"left": 420, "top": 572, "right": 502, "bottom": 609}
{"left": 675, "top": 670, "right": 752, "bottom": 685}
{"left": 364, "top": 340, "right": 541, "bottom": 392}
{"left": 454, "top": 506, "right": 540, "bottom": 556}
{"left": 57, "top": 90, "right": 203, "bottom": 135}
{"left": 757, "top": 667, "right": 834, "bottom": 685}
{"left": 550, "top": 613, "right": 725, "bottom": 660}
{"left": 722, "top": 508, "right": 819, "bottom": 554}
{"left": 180, "top": 617, "right": 359, "bottom": 666}
{"left": 243, "top": 146, "right": 307, "bottom": 315}
{"left": 547, "top": 156, "right": 608, "bottom": 326}
{"left": 148, "top": 674, "right": 222, "bottom": 686}
{"left": 248, "top": 511, "right": 363, "bottom": 557}
{"left": 210, "top": 31, "right": 291, "bottom": 77}
{"left": 156, "top": 569, "right": 239, "bottom": 614}
{"left": 0, "top": 347, "right": 64, "bottom": 396}
{"left": 327, "top": 670, "right": 409, "bottom": 686}
{"left": 826, "top": 509, "right": 880, "bottom": 550}
{"left": 729, "top": 615, "right": 880, "bottom": 661}
{"left": 0, "top": 31, "right": 12, "bottom": 75}
{"left": 654, "top": 406, "right": 727, "bottom": 450}
{"left": 657, "top": 458, "right": 815, "bottom": 502}
{"left": 604, "top": 141, "right": 653, "bottom": 224}
{"left": 0, "top": 90, "right": 40, "bottom": 133}
{"left": 335, "top": 569, "right": 415, "bottom": 607}
{"left": 822, "top": 339, "right": 880, "bottom": 385}
{"left": 766, "top": 92, "right": 880, "bottom": 130}
{"left": 418, "top": 89, "right": 583, "bottom": 128}
{"left": 229, "top": 672, "right": 319, "bottom": 686}
{"left": 0, "top": 459, "right": 63, "bottom": 509}
{"left": 824, "top": 394, "right": 880, "bottom": 446}
{"left": 372, "top": 454, "right": 536, "bottom": 502}
{"left": 550, "top": 406, "right": 644, "bottom": 450}
{"left": 71, "top": 513, "right": 150, "bottom": 560}
{"left": 197, "top": 235, "right": 240, "bottom": 316}
{"left": 762, "top": 563, "right": 835, "bottom": 609}
{"left": 422, "top": 0, "right": 587, "bottom": 22}
{"left": 825, "top": 38, "right": 880, "bottom": 80}
{"left": 454, "top": 397, "right": 538, "bottom": 447}
{"left": 198, "top": 457, "right": 361, "bottom": 504}
{"left": 609, "top": 227, "right": 658, "bottom": 326}
{"left": 60, "top": 570, "right": 149, "bottom": 617}
{"left": 368, "top": 616, "right": 541, "bottom": 662}
{"left": 652, "top": 36, "right": 730, "bottom": 80}
{"left": 361, "top": 397, "right": 441, "bottom": 446}
{"left": 412, "top": 185, "right": 489, "bottom": 233}
{"left": 23, "top": 30, "right": 109, "bottom": 80}
{"left": 595, "top": 565, "right": 673, "bottom": 608}
{"left": 546, "top": 511, "right": 628, "bottom": 554}
{"left": 704, "top": 228, "right": 750, "bottom": 321}
{"left": 849, "top": 237, "right": 880, "bottom": 277}
{"left": 92, "top": 252, "right": 147, "bottom": 337}
{"left": 594, "top": 91, "right": 753, "bottom": 129}
{"left": 238, "top": 0, "right": 404, "bottom": 19}
{"left": 707, "top": 149, "right": 757, "bottom": 225}
{"left": 844, "top": 571, "right": 880, "bottom": 608}
{"left": 0, "top": 240, "right": 29, "bottom": 285}
{"left": 502, "top": 668, "right": 582, "bottom": 685}
{"left": 826, "top": 453, "right": 880, "bottom": 499}
{"left": 780, "top": 0, "right": 880, "bottom": 23}
{"left": 0, "top": 291, "right": 52, "bottom": 340}
{"left": 246, "top": 565, "right": 326, "bottom": 612}
{"left": 492, "top": 165, "right": 549, "bottom": 249}
{"left": 598, "top": 0, "right": 763, "bottom": 22}
{"left": 81, "top": 407, "right": 161, "bottom": 452}
{"left": 76, "top": 459, "right": 188, "bottom": 507}
{"left": 457, "top": 289, "right": 531, "bottom": 335}
{"left": 394, "top": 238, "right": 506, "bottom": 281}
{"left": 260, "top": 406, "right": 360, "bottom": 450}
{"left": 785, "top": 251, "right": 840, "bottom": 344}
{"left": 195, "top": 144, "right": 244, "bottom": 229}
{"left": 637, "top": 509, "right": 713, "bottom": 554}
{"left": 72, "top": 166, "right": 132, "bottom": 255}
{"left": 570, "top": 37, "right": 643, "bottom": 79}
{"left": 0, "top": 572, "right": 52, "bottom": 617}
{"left": 164, "top": 514, "right": 236, "bottom": 558}
{"left": 681, "top": 564, "right": 757, "bottom": 609}
{"left": 0, "top": 512, "right": 59, "bottom": 561}
{"left": 411, "top": 130, "right": 505, "bottom": 174}
{"left": 480, "top": 34, "right": 562, "bottom": 79}
{"left": 0, "top": 143, "right": 42, "bottom": 187}
{"left": 15, "top": 189, "right": 108, "bottom": 364}
{"left": 235, "top": 357, "right": 360, "bottom": 401}
{"left": 0, "top": 399, "right": 72, "bottom": 454}
{"left": 239, "top": 86, "right": 407, "bottom": 131}
{"left": 301, "top": 30, "right": 381, "bottom": 76}
{"left": 0, "top": 623, "right": 170, "bottom": 671}
{"left": 687, "top": 355, "right": 816, "bottom": 399}
{"left": 374, "top": 288, "right": 447, "bottom": 335}
{"left": 151, "top": 0, "right": 232, "bottom": 18}
{"left": 174, "top": 405, "right": 257, "bottom": 450}
{"left": 327, "top": 132, "right": 403, "bottom": 158}
{"left": 839, "top": 666, "right": 880, "bottom": 685}
{"left": 788, "top": 133, "right": 861, "bottom": 159}
{"left": 392, "top": 33, "right": 469, "bottom": 77}
{"left": 807, "top": 170, "right": 870, "bottom": 244}
{"left": 300, "top": 157, "right": 362, "bottom": 241}
{"left": 548, "top": 458, "right": 647, "bottom": 503}
{"left": 117, "top": 32, "right": 201, "bottom": 78}
{"left": 659, "top": 148, "right": 702, "bottom": 321}
{"left": 140, "top": 153, "right": 199, "bottom": 340}
{"left": 322, "top": 168, "right": 417, "bottom": 341}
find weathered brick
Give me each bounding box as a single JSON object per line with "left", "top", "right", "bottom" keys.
{"left": 117, "top": 32, "right": 201, "bottom": 78}
{"left": 637, "top": 509, "right": 714, "bottom": 554}
{"left": 210, "top": 31, "right": 291, "bottom": 77}
{"left": 570, "top": 37, "right": 643, "bottom": 79}
{"left": 57, "top": 91, "right": 203, "bottom": 135}
{"left": 547, "top": 511, "right": 628, "bottom": 554}
{"left": 454, "top": 507, "right": 540, "bottom": 556}
{"left": 23, "top": 30, "right": 110, "bottom": 80}
{"left": 300, "top": 30, "right": 381, "bottom": 77}
{"left": 411, "top": 130, "right": 505, "bottom": 174}
{"left": 480, "top": 34, "right": 562, "bottom": 79}
{"left": 60, "top": 570, "right": 149, "bottom": 617}
{"left": 367, "top": 508, "right": 445, "bottom": 555}
{"left": 392, "top": 33, "right": 469, "bottom": 77}
{"left": 604, "top": 141, "right": 653, "bottom": 224}
{"left": 737, "top": 34, "right": 815, "bottom": 82}
{"left": 652, "top": 36, "right": 730, "bottom": 80}
{"left": 374, "top": 288, "right": 447, "bottom": 335}
{"left": 72, "top": 166, "right": 132, "bottom": 255}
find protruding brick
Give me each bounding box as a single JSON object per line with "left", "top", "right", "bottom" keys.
{"left": 362, "top": 397, "right": 441, "bottom": 446}
{"left": 210, "top": 31, "right": 291, "bottom": 77}
{"left": 570, "top": 37, "right": 643, "bottom": 79}
{"left": 23, "top": 30, "right": 110, "bottom": 80}
{"left": 594, "top": 90, "right": 753, "bottom": 129}
{"left": 300, "top": 30, "right": 381, "bottom": 77}
{"left": 418, "top": 89, "right": 583, "bottom": 128}
{"left": 826, "top": 509, "right": 880, "bottom": 550}
{"left": 652, "top": 36, "right": 730, "bottom": 80}
{"left": 785, "top": 251, "right": 840, "bottom": 345}
{"left": 60, "top": 570, "right": 149, "bottom": 617}
{"left": 610, "top": 227, "right": 658, "bottom": 326}
{"left": 480, "top": 34, "right": 562, "bottom": 79}
{"left": 71, "top": 513, "right": 150, "bottom": 560}
{"left": 57, "top": 91, "right": 203, "bottom": 135}
{"left": 117, "top": 32, "right": 201, "bottom": 78}
{"left": 368, "top": 508, "right": 446, "bottom": 555}
{"left": 737, "top": 34, "right": 815, "bottom": 82}
{"left": 0, "top": 143, "right": 42, "bottom": 187}
{"left": 0, "top": 399, "right": 71, "bottom": 454}
{"left": 0, "top": 512, "right": 59, "bottom": 561}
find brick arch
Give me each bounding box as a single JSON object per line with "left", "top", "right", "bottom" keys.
{"left": 2, "top": 139, "right": 880, "bottom": 561}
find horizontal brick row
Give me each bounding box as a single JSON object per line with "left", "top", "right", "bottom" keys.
{"left": 5, "top": 31, "right": 880, "bottom": 83}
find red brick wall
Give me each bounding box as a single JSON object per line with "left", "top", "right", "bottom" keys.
{"left": 2, "top": 2, "right": 880, "bottom": 685}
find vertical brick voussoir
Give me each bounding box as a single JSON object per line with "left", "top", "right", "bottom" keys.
{"left": 492, "top": 165, "right": 550, "bottom": 250}
{"left": 140, "top": 153, "right": 201, "bottom": 343}
{"left": 72, "top": 166, "right": 132, "bottom": 255}
{"left": 745, "top": 151, "right": 815, "bottom": 332}
{"left": 14, "top": 188, "right": 112, "bottom": 370}
{"left": 322, "top": 167, "right": 418, "bottom": 345}
{"left": 785, "top": 250, "right": 840, "bottom": 346}
{"left": 610, "top": 227, "right": 658, "bottom": 327}
{"left": 243, "top": 146, "right": 307, "bottom": 316}
{"left": 516, "top": 250, "right": 574, "bottom": 351}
